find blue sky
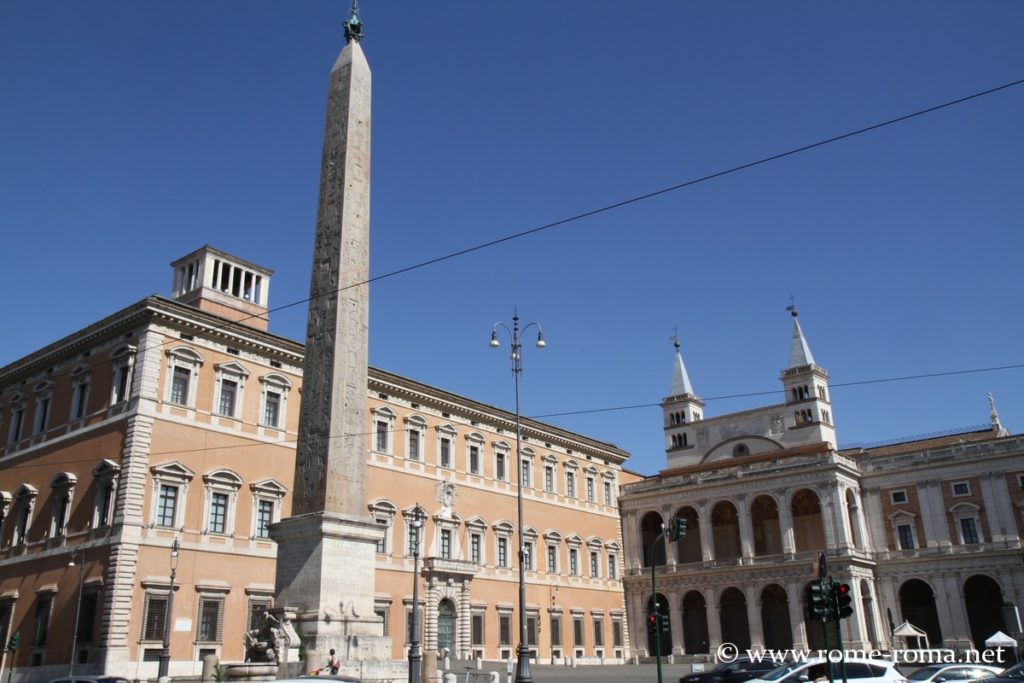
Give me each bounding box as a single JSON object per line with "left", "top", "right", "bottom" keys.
{"left": 1, "top": 2, "right": 1021, "bottom": 475}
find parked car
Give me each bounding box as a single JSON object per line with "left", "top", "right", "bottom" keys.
{"left": 976, "top": 661, "right": 1024, "bottom": 683}
{"left": 49, "top": 677, "right": 134, "bottom": 683}
{"left": 908, "top": 665, "right": 1003, "bottom": 683}
{"left": 277, "top": 676, "right": 361, "bottom": 683}
{"left": 681, "top": 657, "right": 790, "bottom": 683}
{"left": 747, "top": 656, "right": 907, "bottom": 683}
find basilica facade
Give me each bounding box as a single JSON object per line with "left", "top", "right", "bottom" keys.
{"left": 619, "top": 315, "right": 1023, "bottom": 658}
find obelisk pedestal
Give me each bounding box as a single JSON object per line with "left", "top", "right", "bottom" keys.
{"left": 271, "top": 8, "right": 396, "bottom": 674}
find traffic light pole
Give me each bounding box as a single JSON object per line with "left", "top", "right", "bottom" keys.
{"left": 830, "top": 580, "right": 848, "bottom": 683}
{"left": 650, "top": 529, "right": 664, "bottom": 683}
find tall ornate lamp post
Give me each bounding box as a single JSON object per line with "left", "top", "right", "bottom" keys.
{"left": 408, "top": 505, "right": 426, "bottom": 683}
{"left": 489, "top": 312, "right": 545, "bottom": 683}
{"left": 157, "top": 538, "right": 180, "bottom": 681}
{"left": 67, "top": 549, "right": 86, "bottom": 675}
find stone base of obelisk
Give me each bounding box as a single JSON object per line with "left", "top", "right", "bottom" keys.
{"left": 272, "top": 512, "right": 395, "bottom": 666}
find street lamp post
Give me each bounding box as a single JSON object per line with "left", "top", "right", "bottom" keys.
{"left": 68, "top": 549, "right": 86, "bottom": 675}
{"left": 490, "top": 312, "right": 545, "bottom": 683}
{"left": 408, "top": 505, "right": 426, "bottom": 683}
{"left": 157, "top": 538, "right": 180, "bottom": 681}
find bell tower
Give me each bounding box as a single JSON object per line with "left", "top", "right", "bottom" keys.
{"left": 780, "top": 308, "right": 836, "bottom": 448}
{"left": 663, "top": 333, "right": 704, "bottom": 459}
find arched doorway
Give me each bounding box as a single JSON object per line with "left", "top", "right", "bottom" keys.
{"left": 682, "top": 591, "right": 710, "bottom": 654}
{"left": 899, "top": 579, "right": 942, "bottom": 648}
{"left": 648, "top": 593, "right": 672, "bottom": 656}
{"left": 964, "top": 575, "right": 1007, "bottom": 650}
{"left": 674, "top": 506, "right": 702, "bottom": 563}
{"left": 761, "top": 584, "right": 793, "bottom": 649}
{"left": 641, "top": 512, "right": 666, "bottom": 567}
{"left": 719, "top": 587, "right": 751, "bottom": 651}
{"left": 791, "top": 489, "right": 825, "bottom": 552}
{"left": 751, "top": 496, "right": 782, "bottom": 556}
{"left": 711, "top": 502, "right": 741, "bottom": 560}
{"left": 437, "top": 599, "right": 456, "bottom": 654}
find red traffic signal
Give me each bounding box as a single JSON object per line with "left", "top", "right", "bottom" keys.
{"left": 833, "top": 582, "right": 854, "bottom": 619}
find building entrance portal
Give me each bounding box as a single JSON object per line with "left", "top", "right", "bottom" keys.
{"left": 682, "top": 591, "right": 710, "bottom": 654}
{"left": 964, "top": 575, "right": 1006, "bottom": 650}
{"left": 438, "top": 599, "right": 456, "bottom": 654}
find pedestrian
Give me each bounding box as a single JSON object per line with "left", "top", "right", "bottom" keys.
{"left": 327, "top": 648, "right": 340, "bottom": 675}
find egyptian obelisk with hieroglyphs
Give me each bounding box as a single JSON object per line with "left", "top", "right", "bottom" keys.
{"left": 271, "top": 3, "right": 393, "bottom": 668}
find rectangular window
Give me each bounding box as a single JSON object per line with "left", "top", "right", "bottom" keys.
{"left": 408, "top": 524, "right": 421, "bottom": 556}
{"left": 440, "top": 437, "right": 452, "bottom": 468}
{"left": 547, "top": 544, "right": 557, "bottom": 573}
{"left": 113, "top": 364, "right": 131, "bottom": 404}
{"left": 470, "top": 533, "right": 482, "bottom": 564}
{"left": 499, "top": 614, "right": 512, "bottom": 646}
{"left": 469, "top": 445, "right": 480, "bottom": 474}
{"left": 374, "top": 518, "right": 388, "bottom": 553}
{"left": 524, "top": 541, "right": 534, "bottom": 571}
{"left": 170, "top": 367, "right": 190, "bottom": 405}
{"left": 573, "top": 617, "right": 584, "bottom": 647}
{"left": 197, "top": 597, "right": 224, "bottom": 643}
{"left": 544, "top": 466, "right": 555, "bottom": 493}
{"left": 157, "top": 484, "right": 178, "bottom": 527}
{"left": 8, "top": 407, "right": 24, "bottom": 443}
{"left": 586, "top": 477, "right": 595, "bottom": 502}
{"left": 408, "top": 430, "right": 420, "bottom": 460}
{"left": 960, "top": 517, "right": 980, "bottom": 544}
{"left": 73, "top": 382, "right": 89, "bottom": 419}
{"left": 890, "top": 490, "right": 908, "bottom": 504}
{"left": 33, "top": 593, "right": 53, "bottom": 647}
{"left": 441, "top": 529, "right": 452, "bottom": 559}
{"left": 77, "top": 589, "right": 98, "bottom": 644}
{"left": 897, "top": 524, "right": 915, "bottom": 550}
{"left": 376, "top": 421, "right": 388, "bottom": 452}
{"left": 0, "top": 600, "right": 14, "bottom": 651}
{"left": 590, "top": 551, "right": 599, "bottom": 577}
{"left": 604, "top": 481, "right": 612, "bottom": 506}
{"left": 593, "top": 618, "right": 604, "bottom": 647}
{"left": 263, "top": 391, "right": 281, "bottom": 427}
{"left": 952, "top": 481, "right": 970, "bottom": 496}
{"left": 569, "top": 548, "right": 579, "bottom": 576}
{"left": 374, "top": 608, "right": 389, "bottom": 636}
{"left": 143, "top": 594, "right": 168, "bottom": 641}
{"left": 496, "top": 453, "right": 506, "bottom": 481}
{"left": 521, "top": 459, "right": 531, "bottom": 487}
{"left": 608, "top": 555, "right": 617, "bottom": 580}
{"left": 566, "top": 472, "right": 576, "bottom": 498}
{"left": 208, "top": 492, "right": 228, "bottom": 534}
{"left": 612, "top": 619, "right": 623, "bottom": 647}
{"left": 256, "top": 500, "right": 274, "bottom": 538}
{"left": 549, "top": 616, "right": 561, "bottom": 646}
{"left": 34, "top": 397, "right": 50, "bottom": 434}
{"left": 498, "top": 537, "right": 509, "bottom": 567}
{"left": 53, "top": 495, "right": 69, "bottom": 537}
{"left": 527, "top": 614, "right": 538, "bottom": 646}
{"left": 472, "top": 613, "right": 485, "bottom": 645}
{"left": 97, "top": 483, "right": 114, "bottom": 527}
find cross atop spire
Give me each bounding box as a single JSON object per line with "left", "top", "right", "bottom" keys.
{"left": 787, "top": 306, "right": 816, "bottom": 368}
{"left": 344, "top": 0, "right": 363, "bottom": 43}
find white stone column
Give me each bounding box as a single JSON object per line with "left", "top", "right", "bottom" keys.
{"left": 738, "top": 496, "right": 755, "bottom": 563}
{"left": 707, "top": 589, "right": 723, "bottom": 650}
{"left": 942, "top": 573, "right": 972, "bottom": 649}
{"left": 929, "top": 574, "right": 959, "bottom": 649}
{"left": 818, "top": 484, "right": 839, "bottom": 551}
{"left": 668, "top": 589, "right": 684, "bottom": 655}
{"left": 842, "top": 580, "right": 869, "bottom": 650}
{"left": 778, "top": 491, "right": 797, "bottom": 559}
{"left": 979, "top": 473, "right": 1010, "bottom": 544}
{"left": 787, "top": 581, "right": 809, "bottom": 651}
{"left": 861, "top": 489, "right": 889, "bottom": 559}
{"left": 745, "top": 585, "right": 765, "bottom": 651}
{"left": 698, "top": 501, "right": 714, "bottom": 564}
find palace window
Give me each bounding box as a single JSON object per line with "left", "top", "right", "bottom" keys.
{"left": 499, "top": 612, "right": 512, "bottom": 646}
{"left": 165, "top": 347, "right": 204, "bottom": 407}
{"left": 593, "top": 617, "right": 604, "bottom": 647}
{"left": 111, "top": 347, "right": 136, "bottom": 405}
{"left": 213, "top": 362, "right": 249, "bottom": 419}
{"left": 544, "top": 465, "right": 555, "bottom": 493}
{"left": 142, "top": 592, "right": 169, "bottom": 641}
{"left": 890, "top": 490, "right": 908, "bottom": 504}
{"left": 566, "top": 471, "right": 577, "bottom": 499}
{"left": 70, "top": 365, "right": 92, "bottom": 421}
{"left": 258, "top": 373, "right": 291, "bottom": 429}
{"left": 547, "top": 543, "right": 558, "bottom": 574}
{"left": 33, "top": 592, "right": 55, "bottom": 647}
{"left": 197, "top": 596, "right": 225, "bottom": 643}
{"left": 608, "top": 553, "right": 618, "bottom": 579}
{"left": 495, "top": 452, "right": 507, "bottom": 481}
{"left": 604, "top": 481, "right": 613, "bottom": 506}
{"left": 33, "top": 382, "right": 54, "bottom": 435}
{"left": 7, "top": 396, "right": 25, "bottom": 444}
{"left": 440, "top": 528, "right": 452, "bottom": 559}
{"left": 952, "top": 503, "right": 983, "bottom": 545}
{"left": 590, "top": 550, "right": 600, "bottom": 578}
{"left": 49, "top": 472, "right": 76, "bottom": 539}
{"left": 952, "top": 481, "right": 971, "bottom": 497}
{"left": 524, "top": 540, "right": 534, "bottom": 571}
{"left": 550, "top": 615, "right": 562, "bottom": 647}
{"left": 498, "top": 537, "right": 509, "bottom": 567}
{"left": 250, "top": 479, "right": 286, "bottom": 539}
{"left": 472, "top": 610, "right": 485, "bottom": 646}
{"left": 369, "top": 500, "right": 397, "bottom": 554}
{"left": 439, "top": 436, "right": 452, "bottom": 468}
{"left": 13, "top": 485, "right": 38, "bottom": 546}
{"left": 586, "top": 476, "right": 595, "bottom": 502}
{"left": 573, "top": 616, "right": 584, "bottom": 647}
{"left": 203, "top": 470, "right": 242, "bottom": 536}
{"left": 150, "top": 462, "right": 195, "bottom": 529}
{"left": 405, "top": 415, "right": 426, "bottom": 461}
{"left": 371, "top": 407, "right": 396, "bottom": 454}
{"left": 470, "top": 532, "right": 482, "bottom": 564}
{"left": 568, "top": 548, "right": 579, "bottom": 576}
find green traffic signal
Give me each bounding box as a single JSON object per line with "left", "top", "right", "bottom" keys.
{"left": 672, "top": 516, "right": 688, "bottom": 541}
{"left": 7, "top": 630, "right": 20, "bottom": 651}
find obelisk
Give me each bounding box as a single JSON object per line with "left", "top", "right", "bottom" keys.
{"left": 272, "top": 2, "right": 390, "bottom": 664}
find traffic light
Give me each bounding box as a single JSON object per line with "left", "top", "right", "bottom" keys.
{"left": 7, "top": 630, "right": 20, "bottom": 651}
{"left": 647, "top": 613, "right": 658, "bottom": 633}
{"left": 660, "top": 614, "right": 670, "bottom": 634}
{"left": 833, "top": 582, "right": 854, "bottom": 620}
{"left": 808, "top": 580, "right": 830, "bottom": 621}
{"left": 672, "top": 516, "right": 688, "bottom": 541}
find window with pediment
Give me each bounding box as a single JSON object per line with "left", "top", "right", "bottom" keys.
{"left": 436, "top": 424, "right": 457, "bottom": 469}
{"left": 12, "top": 485, "right": 38, "bottom": 546}
{"left": 405, "top": 414, "right": 427, "bottom": 461}
{"left": 49, "top": 472, "right": 77, "bottom": 539}
{"left": 6, "top": 394, "right": 26, "bottom": 444}
{"left": 32, "top": 381, "right": 54, "bottom": 436}
{"left": 372, "top": 407, "right": 397, "bottom": 454}
{"left": 258, "top": 373, "right": 291, "bottom": 429}
{"left": 213, "top": 362, "right": 249, "bottom": 419}
{"left": 466, "top": 433, "right": 484, "bottom": 475}
{"left": 165, "top": 347, "right": 204, "bottom": 407}
{"left": 110, "top": 346, "right": 136, "bottom": 405}
{"left": 70, "top": 364, "right": 92, "bottom": 423}
{"left": 251, "top": 479, "right": 286, "bottom": 539}
{"left": 92, "top": 459, "right": 121, "bottom": 529}
{"left": 369, "top": 500, "right": 397, "bottom": 554}
{"left": 203, "top": 470, "right": 242, "bottom": 535}
{"left": 150, "top": 462, "right": 195, "bottom": 529}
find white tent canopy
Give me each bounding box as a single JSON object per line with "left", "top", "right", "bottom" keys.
{"left": 893, "top": 621, "right": 930, "bottom": 648}
{"left": 985, "top": 631, "right": 1017, "bottom": 647}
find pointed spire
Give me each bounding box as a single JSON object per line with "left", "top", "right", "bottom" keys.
{"left": 786, "top": 306, "right": 816, "bottom": 368}
{"left": 670, "top": 330, "right": 695, "bottom": 396}
{"left": 343, "top": 0, "right": 363, "bottom": 43}
{"left": 989, "top": 393, "right": 1008, "bottom": 436}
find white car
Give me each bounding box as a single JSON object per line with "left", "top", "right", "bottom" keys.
{"left": 908, "top": 665, "right": 1003, "bottom": 683}
{"left": 749, "top": 657, "right": 907, "bottom": 683}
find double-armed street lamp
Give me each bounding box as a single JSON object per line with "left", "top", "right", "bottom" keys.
{"left": 157, "top": 538, "right": 180, "bottom": 681}
{"left": 407, "top": 505, "right": 426, "bottom": 683}
{"left": 489, "top": 313, "right": 545, "bottom": 683}
{"left": 67, "top": 549, "right": 86, "bottom": 675}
